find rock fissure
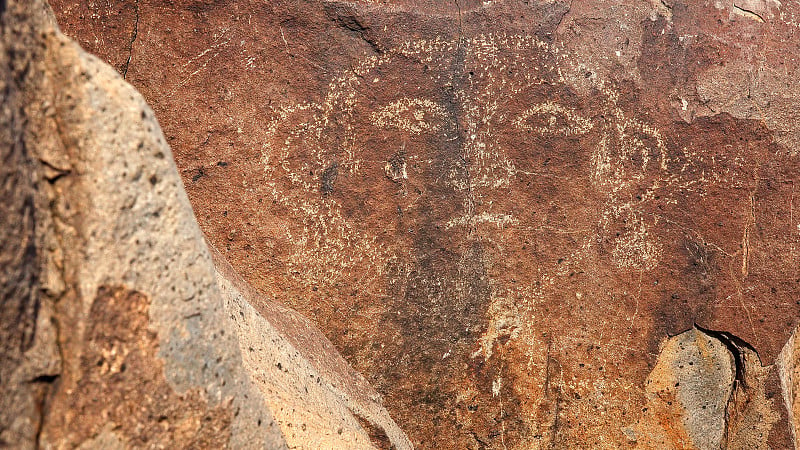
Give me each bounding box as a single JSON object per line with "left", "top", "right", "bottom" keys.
{"left": 122, "top": 0, "right": 138, "bottom": 79}
{"left": 732, "top": 3, "right": 766, "bottom": 23}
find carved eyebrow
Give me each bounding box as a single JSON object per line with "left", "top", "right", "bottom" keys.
{"left": 370, "top": 98, "right": 449, "bottom": 135}
{"left": 512, "top": 101, "right": 593, "bottom": 136}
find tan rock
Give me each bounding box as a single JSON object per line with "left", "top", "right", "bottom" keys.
{"left": 0, "top": 1, "right": 408, "bottom": 448}
{"left": 45, "top": 0, "right": 800, "bottom": 447}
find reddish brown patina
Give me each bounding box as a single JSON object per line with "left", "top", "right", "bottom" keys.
{"left": 51, "top": 1, "right": 800, "bottom": 446}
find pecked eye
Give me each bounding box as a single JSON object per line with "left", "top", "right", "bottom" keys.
{"left": 512, "top": 101, "right": 593, "bottom": 136}
{"left": 370, "top": 98, "right": 449, "bottom": 135}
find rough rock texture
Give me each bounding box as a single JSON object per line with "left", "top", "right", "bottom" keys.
{"left": 636, "top": 328, "right": 735, "bottom": 449}
{"left": 634, "top": 327, "right": 780, "bottom": 449}
{"left": 50, "top": 0, "right": 800, "bottom": 448}
{"left": 212, "top": 245, "right": 412, "bottom": 449}
{"left": 0, "top": 2, "right": 48, "bottom": 445}
{"left": 0, "top": 1, "right": 408, "bottom": 448}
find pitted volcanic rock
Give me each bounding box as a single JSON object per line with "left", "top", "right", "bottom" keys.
{"left": 1, "top": 1, "right": 409, "bottom": 448}
{"left": 51, "top": 0, "right": 800, "bottom": 447}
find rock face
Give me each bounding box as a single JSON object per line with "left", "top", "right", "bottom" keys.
{"left": 0, "top": 1, "right": 408, "bottom": 448}
{"left": 47, "top": 0, "right": 800, "bottom": 448}
{"left": 212, "top": 246, "right": 411, "bottom": 449}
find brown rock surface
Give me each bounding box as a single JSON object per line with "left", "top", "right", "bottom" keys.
{"left": 0, "top": 1, "right": 408, "bottom": 448}
{"left": 49, "top": 0, "right": 800, "bottom": 447}
{"left": 212, "top": 245, "right": 412, "bottom": 448}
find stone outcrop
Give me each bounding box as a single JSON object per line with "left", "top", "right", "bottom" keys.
{"left": 0, "top": 1, "right": 408, "bottom": 448}
{"left": 212, "top": 246, "right": 411, "bottom": 449}
{"left": 5, "top": 0, "right": 800, "bottom": 447}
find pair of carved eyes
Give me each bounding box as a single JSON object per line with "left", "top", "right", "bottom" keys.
{"left": 370, "top": 98, "right": 593, "bottom": 137}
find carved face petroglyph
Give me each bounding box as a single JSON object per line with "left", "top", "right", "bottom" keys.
{"left": 258, "top": 33, "right": 686, "bottom": 443}
{"left": 252, "top": 23, "right": 800, "bottom": 444}
{"left": 261, "top": 33, "right": 671, "bottom": 289}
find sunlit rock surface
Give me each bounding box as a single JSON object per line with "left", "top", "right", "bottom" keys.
{"left": 42, "top": 0, "right": 800, "bottom": 447}
{"left": 0, "top": 1, "right": 408, "bottom": 448}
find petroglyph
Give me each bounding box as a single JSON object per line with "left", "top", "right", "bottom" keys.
{"left": 783, "top": 0, "right": 800, "bottom": 29}
{"left": 256, "top": 37, "right": 695, "bottom": 437}
{"left": 512, "top": 101, "right": 593, "bottom": 136}
{"left": 446, "top": 212, "right": 518, "bottom": 230}
{"left": 260, "top": 33, "right": 675, "bottom": 295}
{"left": 47, "top": 0, "right": 800, "bottom": 445}
{"left": 371, "top": 98, "right": 449, "bottom": 135}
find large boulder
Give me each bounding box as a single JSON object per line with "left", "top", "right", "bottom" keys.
{"left": 47, "top": 0, "right": 800, "bottom": 447}
{"left": 0, "top": 1, "right": 408, "bottom": 448}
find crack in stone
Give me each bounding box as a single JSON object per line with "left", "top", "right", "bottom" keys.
{"left": 325, "top": 4, "right": 382, "bottom": 54}
{"left": 732, "top": 3, "right": 766, "bottom": 22}
{"left": 552, "top": 0, "right": 573, "bottom": 32}
{"left": 122, "top": 0, "right": 139, "bottom": 79}
{"left": 696, "top": 325, "right": 756, "bottom": 388}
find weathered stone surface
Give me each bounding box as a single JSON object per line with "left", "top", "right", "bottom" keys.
{"left": 50, "top": 0, "right": 800, "bottom": 447}
{"left": 0, "top": 3, "right": 50, "bottom": 445}
{"left": 779, "top": 326, "right": 800, "bottom": 446}
{"left": 633, "top": 327, "right": 782, "bottom": 448}
{"left": 44, "top": 286, "right": 235, "bottom": 448}
{"left": 634, "top": 328, "right": 735, "bottom": 449}
{"left": 1, "top": 1, "right": 408, "bottom": 448}
{"left": 213, "top": 245, "right": 412, "bottom": 449}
